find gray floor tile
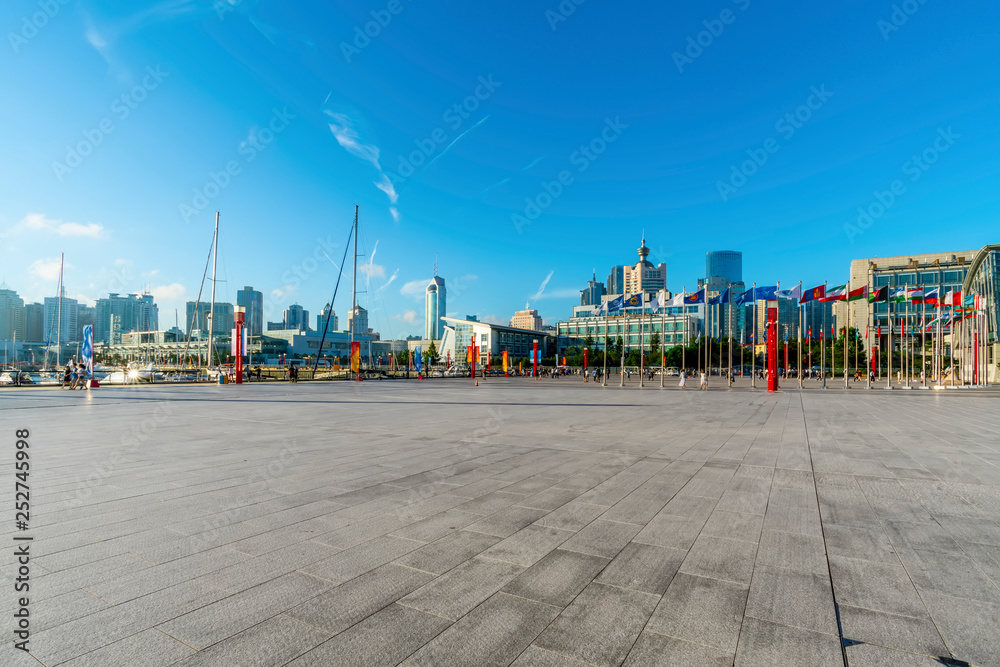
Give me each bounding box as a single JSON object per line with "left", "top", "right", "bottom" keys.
{"left": 679, "top": 535, "right": 757, "bottom": 585}
{"left": 596, "top": 542, "right": 686, "bottom": 595}
{"left": 744, "top": 564, "right": 838, "bottom": 635}
{"left": 399, "top": 556, "right": 525, "bottom": 620}
{"left": 284, "top": 563, "right": 434, "bottom": 633}
{"left": 645, "top": 572, "right": 749, "bottom": 653}
{"left": 733, "top": 616, "right": 843, "bottom": 666}
{"left": 533, "top": 582, "right": 659, "bottom": 667}
{"left": 170, "top": 614, "right": 329, "bottom": 666}
{"left": 406, "top": 592, "right": 561, "bottom": 667}
{"left": 622, "top": 631, "right": 734, "bottom": 666}
{"left": 480, "top": 524, "right": 574, "bottom": 567}
{"left": 394, "top": 529, "right": 501, "bottom": 575}
{"left": 838, "top": 604, "right": 949, "bottom": 656}
{"left": 829, "top": 556, "right": 930, "bottom": 618}
{"left": 286, "top": 603, "right": 452, "bottom": 667}
{"left": 559, "top": 519, "right": 642, "bottom": 559}
{"left": 502, "top": 549, "right": 610, "bottom": 607}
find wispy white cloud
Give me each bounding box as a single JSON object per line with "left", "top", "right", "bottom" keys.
{"left": 394, "top": 310, "right": 418, "bottom": 323}
{"left": 378, "top": 269, "right": 399, "bottom": 293}
{"left": 422, "top": 115, "right": 491, "bottom": 173}
{"left": 532, "top": 288, "right": 581, "bottom": 299}
{"left": 29, "top": 258, "right": 69, "bottom": 282}
{"left": 19, "top": 213, "right": 104, "bottom": 238}
{"left": 150, "top": 283, "right": 186, "bottom": 302}
{"left": 477, "top": 177, "right": 510, "bottom": 198}
{"left": 521, "top": 155, "right": 546, "bottom": 171}
{"left": 325, "top": 110, "right": 400, "bottom": 221}
{"left": 479, "top": 314, "right": 507, "bottom": 326}
{"left": 531, "top": 270, "right": 554, "bottom": 301}
{"left": 400, "top": 278, "right": 431, "bottom": 301}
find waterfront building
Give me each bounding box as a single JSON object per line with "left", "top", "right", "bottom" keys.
{"left": 441, "top": 316, "right": 556, "bottom": 367}
{"left": 0, "top": 285, "right": 26, "bottom": 342}
{"left": 961, "top": 244, "right": 1000, "bottom": 382}
{"left": 186, "top": 301, "right": 234, "bottom": 336}
{"left": 94, "top": 292, "right": 158, "bottom": 344}
{"left": 24, "top": 303, "right": 43, "bottom": 343}
{"left": 347, "top": 305, "right": 368, "bottom": 336}
{"left": 316, "top": 303, "right": 338, "bottom": 333}
{"left": 425, "top": 275, "right": 446, "bottom": 340}
{"left": 706, "top": 250, "right": 743, "bottom": 286}
{"left": 623, "top": 236, "right": 667, "bottom": 297}
{"left": 43, "top": 292, "right": 79, "bottom": 343}
{"left": 510, "top": 307, "right": 544, "bottom": 332}
{"left": 557, "top": 297, "right": 700, "bottom": 353}
{"left": 237, "top": 286, "right": 264, "bottom": 336}
{"left": 606, "top": 265, "right": 625, "bottom": 296}
{"left": 845, "top": 250, "right": 978, "bottom": 357}
{"left": 580, "top": 271, "right": 607, "bottom": 307}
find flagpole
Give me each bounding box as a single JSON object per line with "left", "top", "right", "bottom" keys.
{"left": 660, "top": 292, "right": 665, "bottom": 388}
{"left": 751, "top": 282, "right": 757, "bottom": 389}
{"left": 888, "top": 285, "right": 893, "bottom": 389}
{"left": 822, "top": 281, "right": 827, "bottom": 389}
{"left": 602, "top": 301, "right": 608, "bottom": 387}
{"left": 921, "top": 292, "right": 926, "bottom": 385}
{"left": 728, "top": 294, "right": 733, "bottom": 387}
{"left": 621, "top": 304, "right": 627, "bottom": 388}
{"left": 681, "top": 286, "right": 686, "bottom": 378}
{"left": 844, "top": 280, "right": 850, "bottom": 389}
{"left": 639, "top": 296, "right": 645, "bottom": 388}
{"left": 798, "top": 301, "right": 803, "bottom": 389}
{"left": 866, "top": 271, "right": 871, "bottom": 390}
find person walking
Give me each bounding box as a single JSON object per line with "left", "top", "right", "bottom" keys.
{"left": 699, "top": 370, "right": 708, "bottom": 390}
{"left": 679, "top": 370, "right": 686, "bottom": 389}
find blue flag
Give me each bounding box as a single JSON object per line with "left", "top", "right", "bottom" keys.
{"left": 415, "top": 347, "right": 422, "bottom": 373}
{"left": 709, "top": 287, "right": 730, "bottom": 305}
{"left": 754, "top": 285, "right": 778, "bottom": 301}
{"left": 734, "top": 288, "right": 754, "bottom": 305}
{"left": 605, "top": 295, "right": 625, "bottom": 312}
{"left": 683, "top": 288, "right": 706, "bottom": 305}
{"left": 623, "top": 293, "right": 643, "bottom": 308}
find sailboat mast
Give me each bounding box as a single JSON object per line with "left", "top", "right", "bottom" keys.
{"left": 208, "top": 212, "right": 219, "bottom": 369}
{"left": 350, "top": 205, "right": 358, "bottom": 374}
{"left": 56, "top": 252, "right": 64, "bottom": 367}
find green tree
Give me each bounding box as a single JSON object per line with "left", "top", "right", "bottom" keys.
{"left": 425, "top": 341, "right": 439, "bottom": 366}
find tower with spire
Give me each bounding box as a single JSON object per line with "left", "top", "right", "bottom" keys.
{"left": 580, "top": 268, "right": 607, "bottom": 307}
{"left": 623, "top": 233, "right": 666, "bottom": 297}
{"left": 425, "top": 256, "right": 446, "bottom": 340}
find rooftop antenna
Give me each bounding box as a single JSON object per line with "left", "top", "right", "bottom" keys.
{"left": 434, "top": 253, "right": 438, "bottom": 277}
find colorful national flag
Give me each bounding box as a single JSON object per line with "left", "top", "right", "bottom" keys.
{"left": 869, "top": 286, "right": 889, "bottom": 303}
{"left": 623, "top": 293, "right": 644, "bottom": 308}
{"left": 820, "top": 284, "right": 847, "bottom": 302}
{"left": 684, "top": 288, "right": 706, "bottom": 305}
{"left": 800, "top": 285, "right": 826, "bottom": 303}
{"left": 889, "top": 287, "right": 908, "bottom": 303}
{"left": 922, "top": 287, "right": 940, "bottom": 306}
{"left": 847, "top": 285, "right": 868, "bottom": 301}
{"left": 666, "top": 292, "right": 686, "bottom": 307}
{"left": 907, "top": 287, "right": 925, "bottom": 302}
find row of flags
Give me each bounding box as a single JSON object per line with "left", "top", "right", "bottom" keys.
{"left": 597, "top": 283, "right": 972, "bottom": 313}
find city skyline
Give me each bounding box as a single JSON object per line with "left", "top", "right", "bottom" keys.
{"left": 2, "top": 2, "right": 999, "bottom": 339}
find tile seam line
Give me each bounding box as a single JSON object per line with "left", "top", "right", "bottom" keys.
{"left": 800, "top": 393, "right": 851, "bottom": 667}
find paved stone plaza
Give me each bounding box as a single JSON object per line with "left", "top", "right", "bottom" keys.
{"left": 3, "top": 380, "right": 1000, "bottom": 666}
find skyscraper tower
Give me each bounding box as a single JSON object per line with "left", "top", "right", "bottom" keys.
{"left": 425, "top": 257, "right": 446, "bottom": 340}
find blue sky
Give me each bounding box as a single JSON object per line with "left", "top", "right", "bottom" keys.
{"left": 2, "top": 0, "right": 998, "bottom": 337}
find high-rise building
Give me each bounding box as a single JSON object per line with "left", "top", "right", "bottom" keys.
{"left": 606, "top": 265, "right": 625, "bottom": 296}
{"left": 43, "top": 293, "right": 79, "bottom": 343}
{"left": 347, "top": 305, "right": 368, "bottom": 336}
{"left": 704, "top": 251, "right": 744, "bottom": 341}
{"left": 623, "top": 236, "right": 667, "bottom": 296}
{"left": 24, "top": 303, "right": 43, "bottom": 343}
{"left": 580, "top": 270, "right": 607, "bottom": 307}
{"left": 510, "top": 308, "right": 544, "bottom": 331}
{"left": 237, "top": 286, "right": 264, "bottom": 336}
{"left": 283, "top": 304, "right": 309, "bottom": 332}
{"left": 425, "top": 276, "right": 446, "bottom": 340}
{"left": 94, "top": 293, "right": 158, "bottom": 343}
{"left": 706, "top": 251, "right": 743, "bottom": 286}
{"left": 316, "top": 303, "right": 338, "bottom": 333}
{"left": 186, "top": 301, "right": 234, "bottom": 335}
{"left": 0, "top": 286, "right": 26, "bottom": 342}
